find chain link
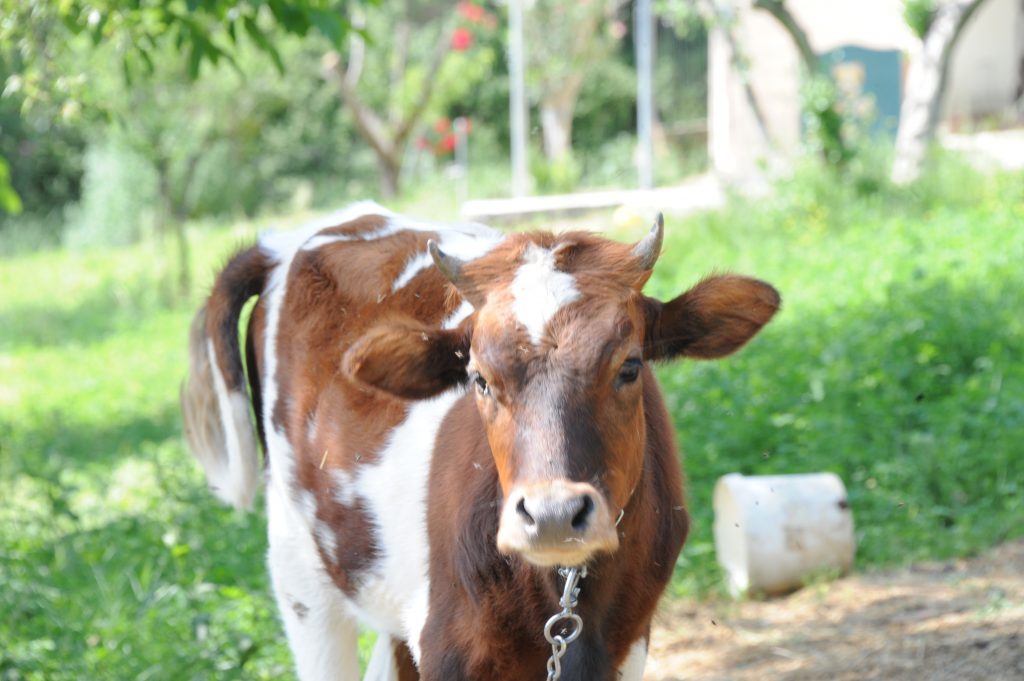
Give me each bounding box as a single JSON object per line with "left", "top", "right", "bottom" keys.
{"left": 543, "top": 566, "right": 587, "bottom": 681}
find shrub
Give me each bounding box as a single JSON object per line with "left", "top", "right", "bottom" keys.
{"left": 63, "top": 139, "right": 157, "bottom": 249}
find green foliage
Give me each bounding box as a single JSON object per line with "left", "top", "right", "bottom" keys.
{"left": 11, "top": 0, "right": 362, "bottom": 80}
{"left": 530, "top": 153, "right": 583, "bottom": 193}
{"left": 571, "top": 57, "right": 637, "bottom": 154}
{"left": 801, "top": 72, "right": 855, "bottom": 169}
{"left": 904, "top": 0, "right": 938, "bottom": 38}
{"left": 0, "top": 58, "right": 86, "bottom": 222}
{"left": 0, "top": 156, "right": 22, "bottom": 214}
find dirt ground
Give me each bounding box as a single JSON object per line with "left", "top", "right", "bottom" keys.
{"left": 645, "top": 539, "right": 1024, "bottom": 681}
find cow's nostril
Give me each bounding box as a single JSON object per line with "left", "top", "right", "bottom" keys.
{"left": 571, "top": 495, "right": 594, "bottom": 531}
{"left": 516, "top": 497, "right": 535, "bottom": 526}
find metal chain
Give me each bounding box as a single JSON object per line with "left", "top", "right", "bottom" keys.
{"left": 543, "top": 566, "right": 587, "bottom": 681}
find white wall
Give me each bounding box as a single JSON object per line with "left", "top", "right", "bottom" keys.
{"left": 944, "top": 0, "right": 1022, "bottom": 123}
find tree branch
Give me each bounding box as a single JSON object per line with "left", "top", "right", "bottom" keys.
{"left": 392, "top": 17, "right": 455, "bottom": 147}
{"left": 321, "top": 50, "right": 395, "bottom": 162}
{"left": 752, "top": 0, "right": 818, "bottom": 73}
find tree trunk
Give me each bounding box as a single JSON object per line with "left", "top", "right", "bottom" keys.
{"left": 376, "top": 153, "right": 401, "bottom": 198}
{"left": 155, "top": 162, "right": 191, "bottom": 300}
{"left": 539, "top": 74, "right": 583, "bottom": 161}
{"left": 892, "top": 0, "right": 987, "bottom": 184}
{"left": 752, "top": 0, "right": 818, "bottom": 73}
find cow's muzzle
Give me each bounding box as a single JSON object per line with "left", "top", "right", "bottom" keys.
{"left": 496, "top": 480, "right": 619, "bottom": 566}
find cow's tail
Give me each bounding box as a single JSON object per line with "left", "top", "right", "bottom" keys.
{"left": 181, "top": 246, "right": 270, "bottom": 510}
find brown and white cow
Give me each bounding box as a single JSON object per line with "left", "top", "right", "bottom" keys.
{"left": 181, "top": 202, "right": 779, "bottom": 680}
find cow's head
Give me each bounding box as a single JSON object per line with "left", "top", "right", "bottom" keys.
{"left": 344, "top": 217, "right": 779, "bottom": 567}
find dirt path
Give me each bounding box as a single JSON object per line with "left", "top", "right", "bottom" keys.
{"left": 645, "top": 539, "right": 1024, "bottom": 680}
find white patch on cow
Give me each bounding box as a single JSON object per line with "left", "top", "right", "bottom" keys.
{"left": 391, "top": 226, "right": 502, "bottom": 301}
{"left": 391, "top": 251, "right": 433, "bottom": 292}
{"left": 510, "top": 244, "right": 581, "bottom": 345}
{"left": 617, "top": 638, "right": 647, "bottom": 680}
{"left": 348, "top": 389, "right": 464, "bottom": 663}
{"left": 300, "top": 210, "right": 497, "bottom": 255}
{"left": 314, "top": 519, "right": 338, "bottom": 565}
{"left": 295, "top": 488, "right": 318, "bottom": 524}
{"left": 203, "top": 339, "right": 260, "bottom": 509}
{"left": 330, "top": 468, "right": 357, "bottom": 507}
{"left": 363, "top": 634, "right": 400, "bottom": 681}
{"left": 267, "top": 476, "right": 361, "bottom": 681}
{"left": 306, "top": 413, "right": 318, "bottom": 444}
{"left": 443, "top": 299, "right": 475, "bottom": 329}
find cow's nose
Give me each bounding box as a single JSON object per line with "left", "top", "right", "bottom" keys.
{"left": 516, "top": 491, "right": 594, "bottom": 537}
{"left": 497, "top": 480, "right": 619, "bottom": 566}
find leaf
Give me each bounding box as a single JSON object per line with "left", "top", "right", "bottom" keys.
{"left": 267, "top": 0, "right": 308, "bottom": 33}
{"left": 121, "top": 54, "right": 134, "bottom": 86}
{"left": 187, "top": 42, "right": 203, "bottom": 79}
{"left": 242, "top": 15, "right": 285, "bottom": 74}
{"left": 90, "top": 11, "right": 109, "bottom": 46}
{"left": 306, "top": 8, "right": 346, "bottom": 47}
{"left": 137, "top": 44, "right": 155, "bottom": 74}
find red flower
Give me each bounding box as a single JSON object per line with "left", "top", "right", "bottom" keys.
{"left": 450, "top": 27, "right": 473, "bottom": 51}
{"left": 433, "top": 118, "right": 451, "bottom": 133}
{"left": 457, "top": 2, "right": 486, "bottom": 23}
{"left": 438, "top": 134, "right": 456, "bottom": 153}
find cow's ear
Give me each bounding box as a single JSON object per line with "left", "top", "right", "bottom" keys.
{"left": 343, "top": 316, "right": 472, "bottom": 400}
{"left": 643, "top": 275, "right": 780, "bottom": 361}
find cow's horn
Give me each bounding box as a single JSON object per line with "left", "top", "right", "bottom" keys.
{"left": 428, "top": 240, "right": 466, "bottom": 285}
{"left": 632, "top": 212, "right": 664, "bottom": 271}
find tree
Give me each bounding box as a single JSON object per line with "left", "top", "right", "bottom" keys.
{"left": 0, "top": 0, "right": 363, "bottom": 289}
{"left": 321, "top": 1, "right": 497, "bottom": 197}
{"left": 891, "top": 0, "right": 988, "bottom": 184}
{"left": 525, "top": 0, "right": 627, "bottom": 162}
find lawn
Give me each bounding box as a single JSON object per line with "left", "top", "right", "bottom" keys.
{"left": 2, "top": 161, "right": 1022, "bottom": 679}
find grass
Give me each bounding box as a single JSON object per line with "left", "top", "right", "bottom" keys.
{"left": 2, "top": 158, "right": 1023, "bottom": 678}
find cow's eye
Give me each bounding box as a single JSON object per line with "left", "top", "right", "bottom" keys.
{"left": 470, "top": 371, "right": 490, "bottom": 396}
{"left": 618, "top": 358, "right": 643, "bottom": 385}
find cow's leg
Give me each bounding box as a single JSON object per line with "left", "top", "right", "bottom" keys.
{"left": 363, "top": 634, "right": 422, "bottom": 681}
{"left": 267, "top": 483, "right": 360, "bottom": 681}
{"left": 617, "top": 638, "right": 647, "bottom": 681}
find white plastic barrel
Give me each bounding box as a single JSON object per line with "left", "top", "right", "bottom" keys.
{"left": 713, "top": 472, "right": 855, "bottom": 596}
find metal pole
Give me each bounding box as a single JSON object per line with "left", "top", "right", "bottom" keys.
{"left": 508, "top": 0, "right": 529, "bottom": 197}
{"left": 454, "top": 116, "right": 469, "bottom": 206}
{"left": 635, "top": 0, "right": 654, "bottom": 189}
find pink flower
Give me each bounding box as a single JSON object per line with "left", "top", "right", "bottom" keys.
{"left": 450, "top": 27, "right": 473, "bottom": 51}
